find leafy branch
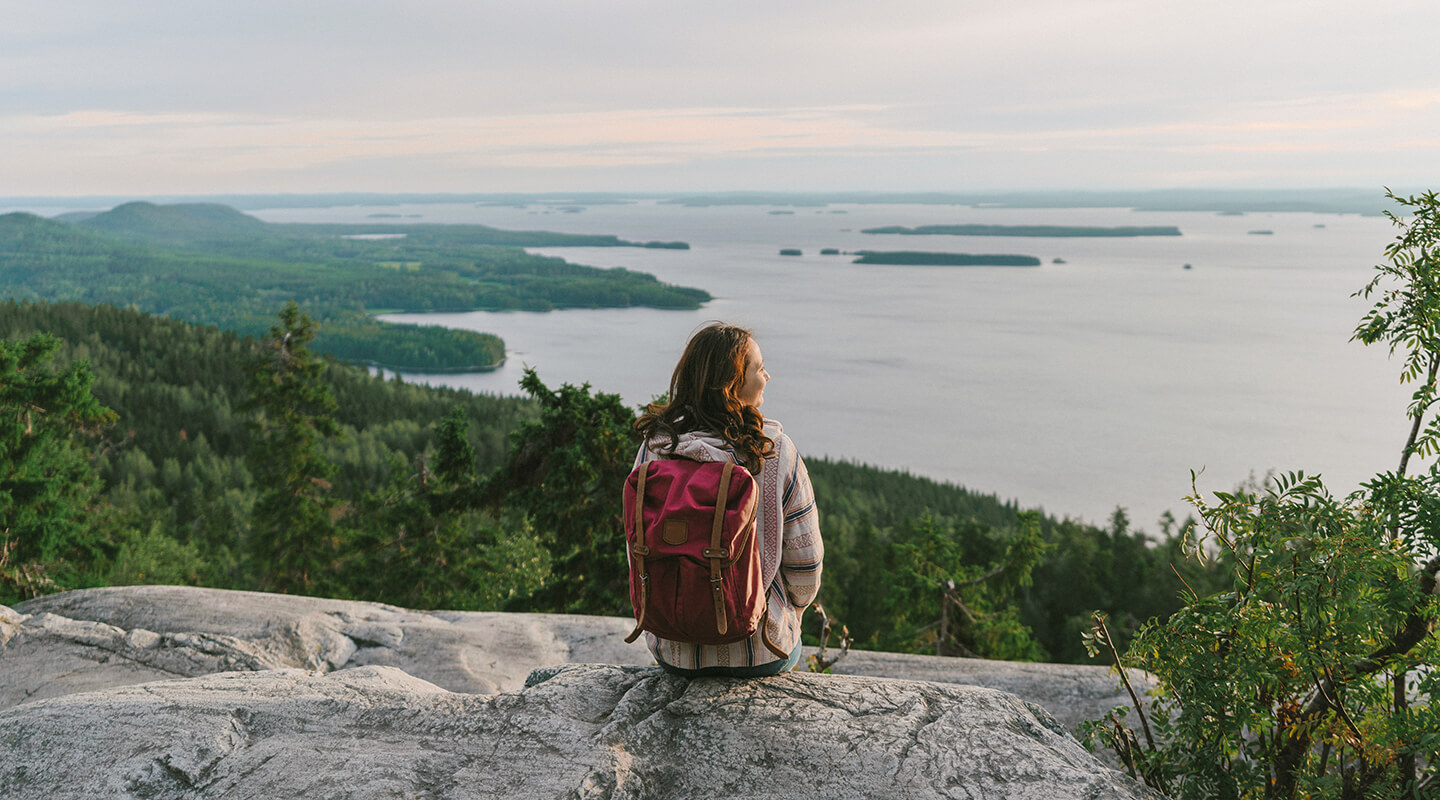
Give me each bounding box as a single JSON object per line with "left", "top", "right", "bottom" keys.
{"left": 1083, "top": 190, "right": 1440, "bottom": 799}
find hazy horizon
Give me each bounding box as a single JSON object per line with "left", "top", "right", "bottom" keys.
{"left": 5, "top": 1, "right": 1438, "bottom": 196}
{"left": 0, "top": 188, "right": 1415, "bottom": 221}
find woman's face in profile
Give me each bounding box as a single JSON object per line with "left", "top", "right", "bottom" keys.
{"left": 737, "top": 338, "right": 768, "bottom": 409}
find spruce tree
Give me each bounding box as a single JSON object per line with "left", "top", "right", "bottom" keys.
{"left": 243, "top": 302, "right": 341, "bottom": 594}
{"left": 486, "top": 369, "right": 638, "bottom": 615}
{"left": 0, "top": 332, "right": 114, "bottom": 601}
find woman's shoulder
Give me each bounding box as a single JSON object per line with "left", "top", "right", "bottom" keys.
{"left": 762, "top": 418, "right": 797, "bottom": 458}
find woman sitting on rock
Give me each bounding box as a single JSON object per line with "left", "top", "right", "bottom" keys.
{"left": 631, "top": 322, "right": 823, "bottom": 677}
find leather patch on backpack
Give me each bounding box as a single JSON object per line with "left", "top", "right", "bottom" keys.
{"left": 663, "top": 519, "right": 689, "bottom": 545}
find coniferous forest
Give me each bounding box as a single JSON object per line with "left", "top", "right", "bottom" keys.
{"left": 0, "top": 298, "right": 1212, "bottom": 665}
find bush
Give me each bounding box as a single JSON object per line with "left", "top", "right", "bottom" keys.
{"left": 1086, "top": 190, "right": 1440, "bottom": 799}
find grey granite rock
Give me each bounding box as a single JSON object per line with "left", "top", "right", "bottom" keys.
{"left": 0, "top": 663, "right": 1162, "bottom": 799}
{"left": 824, "top": 648, "right": 1153, "bottom": 735}
{"left": 5, "top": 586, "right": 1147, "bottom": 740}
{"left": 5, "top": 586, "right": 652, "bottom": 708}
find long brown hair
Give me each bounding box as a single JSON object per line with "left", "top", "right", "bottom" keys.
{"left": 635, "top": 323, "right": 775, "bottom": 472}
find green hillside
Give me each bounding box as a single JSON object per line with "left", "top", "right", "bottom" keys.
{"left": 0, "top": 205, "right": 709, "bottom": 371}
{"left": 77, "top": 201, "right": 690, "bottom": 252}
{"left": 79, "top": 201, "right": 269, "bottom": 244}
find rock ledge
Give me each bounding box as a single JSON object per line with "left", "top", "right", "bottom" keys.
{"left": 0, "top": 663, "right": 1160, "bottom": 799}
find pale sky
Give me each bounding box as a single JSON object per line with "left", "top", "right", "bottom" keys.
{"left": 5, "top": 0, "right": 1440, "bottom": 195}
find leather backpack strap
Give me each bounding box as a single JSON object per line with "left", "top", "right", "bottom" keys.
{"left": 701, "top": 461, "right": 735, "bottom": 637}
{"left": 624, "top": 464, "right": 650, "bottom": 644}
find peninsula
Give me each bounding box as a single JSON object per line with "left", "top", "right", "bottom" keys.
{"left": 0, "top": 202, "right": 708, "bottom": 372}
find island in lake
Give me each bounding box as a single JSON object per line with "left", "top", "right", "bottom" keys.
{"left": 861, "top": 224, "right": 1182, "bottom": 237}
{"left": 853, "top": 251, "right": 1041, "bottom": 267}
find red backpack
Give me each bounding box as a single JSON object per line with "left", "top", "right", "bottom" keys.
{"left": 622, "top": 458, "right": 787, "bottom": 658}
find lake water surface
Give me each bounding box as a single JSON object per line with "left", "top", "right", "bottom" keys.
{"left": 256, "top": 201, "right": 1413, "bottom": 530}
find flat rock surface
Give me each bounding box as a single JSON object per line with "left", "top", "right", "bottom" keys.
{"left": 6, "top": 586, "right": 651, "bottom": 708}
{"left": 5, "top": 586, "right": 1145, "bottom": 738}
{"left": 0, "top": 663, "right": 1161, "bottom": 800}
{"left": 826, "top": 648, "right": 1153, "bottom": 734}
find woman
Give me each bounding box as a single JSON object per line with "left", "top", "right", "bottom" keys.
{"left": 633, "top": 323, "right": 823, "bottom": 677}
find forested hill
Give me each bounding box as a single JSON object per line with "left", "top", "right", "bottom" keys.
{"left": 0, "top": 204, "right": 708, "bottom": 371}
{"left": 71, "top": 201, "right": 691, "bottom": 252}
{"left": 0, "top": 300, "right": 1218, "bottom": 665}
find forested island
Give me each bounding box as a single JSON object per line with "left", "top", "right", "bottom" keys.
{"left": 0, "top": 203, "right": 706, "bottom": 371}
{"left": 861, "top": 224, "right": 1182, "bottom": 237}
{"left": 853, "top": 251, "right": 1041, "bottom": 267}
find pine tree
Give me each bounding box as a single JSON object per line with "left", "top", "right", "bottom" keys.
{"left": 243, "top": 302, "right": 341, "bottom": 594}
{"left": 0, "top": 332, "right": 115, "bottom": 601}
{"left": 486, "top": 369, "right": 638, "bottom": 615}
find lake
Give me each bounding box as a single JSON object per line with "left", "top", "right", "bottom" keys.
{"left": 254, "top": 200, "right": 1412, "bottom": 531}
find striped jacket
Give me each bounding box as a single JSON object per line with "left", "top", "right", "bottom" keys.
{"left": 633, "top": 419, "right": 823, "bottom": 669}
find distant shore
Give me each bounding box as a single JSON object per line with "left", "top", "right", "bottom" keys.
{"left": 862, "top": 224, "right": 1182, "bottom": 238}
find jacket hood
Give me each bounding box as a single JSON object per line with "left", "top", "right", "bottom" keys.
{"left": 645, "top": 419, "right": 783, "bottom": 463}
{"left": 647, "top": 431, "right": 734, "bottom": 463}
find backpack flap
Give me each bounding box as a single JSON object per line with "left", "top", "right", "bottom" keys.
{"left": 622, "top": 459, "right": 765, "bottom": 647}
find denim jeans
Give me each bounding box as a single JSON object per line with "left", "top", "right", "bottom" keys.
{"left": 656, "top": 643, "right": 803, "bottom": 678}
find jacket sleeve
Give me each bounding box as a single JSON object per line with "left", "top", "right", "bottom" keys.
{"left": 779, "top": 446, "right": 823, "bottom": 608}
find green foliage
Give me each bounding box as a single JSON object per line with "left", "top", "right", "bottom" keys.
{"left": 1088, "top": 189, "right": 1440, "bottom": 799}
{"left": 342, "top": 404, "right": 551, "bottom": 610}
{"left": 0, "top": 331, "right": 115, "bottom": 602}
{"left": 344, "top": 450, "right": 551, "bottom": 611}
{"left": 1022, "top": 507, "right": 1219, "bottom": 664}
{"left": 243, "top": 303, "right": 343, "bottom": 594}
{"left": 863, "top": 512, "right": 1048, "bottom": 660}
{"left": 434, "top": 407, "right": 479, "bottom": 486}
{"left": 812, "top": 457, "right": 1214, "bottom": 663}
{"left": 1111, "top": 474, "right": 1433, "bottom": 797}
{"left": 1354, "top": 189, "right": 1440, "bottom": 467}
{"left": 485, "top": 369, "right": 639, "bottom": 615}
{"left": 0, "top": 299, "right": 537, "bottom": 599}
{"left": 106, "top": 522, "right": 206, "bottom": 587}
